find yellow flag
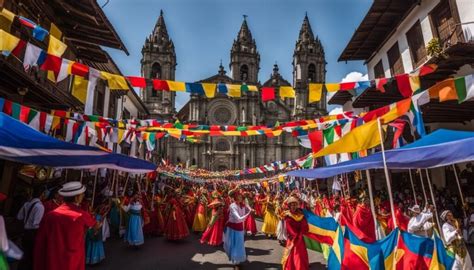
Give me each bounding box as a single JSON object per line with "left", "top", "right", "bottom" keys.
{"left": 47, "top": 33, "right": 67, "bottom": 82}
{"left": 167, "top": 81, "right": 186, "bottom": 92}
{"left": 227, "top": 84, "right": 241, "bottom": 98}
{"left": 314, "top": 120, "right": 381, "bottom": 157}
{"left": 0, "top": 8, "right": 15, "bottom": 32}
{"left": 309, "top": 83, "right": 323, "bottom": 103}
{"left": 72, "top": 76, "right": 88, "bottom": 103}
{"left": 409, "top": 76, "right": 420, "bottom": 92}
{"left": 0, "top": 30, "right": 19, "bottom": 51}
{"left": 247, "top": 85, "right": 258, "bottom": 92}
{"left": 100, "top": 72, "right": 129, "bottom": 90}
{"left": 279, "top": 86, "right": 295, "bottom": 99}
{"left": 50, "top": 23, "right": 62, "bottom": 39}
{"left": 202, "top": 83, "right": 216, "bottom": 98}
{"left": 325, "top": 83, "right": 340, "bottom": 92}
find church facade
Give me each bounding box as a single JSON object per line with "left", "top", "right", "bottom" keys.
{"left": 141, "top": 11, "right": 327, "bottom": 170}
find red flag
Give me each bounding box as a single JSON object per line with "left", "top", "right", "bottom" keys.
{"left": 40, "top": 54, "right": 62, "bottom": 73}
{"left": 19, "top": 105, "right": 30, "bottom": 123}
{"left": 2, "top": 100, "right": 12, "bottom": 115}
{"left": 70, "top": 62, "right": 89, "bottom": 77}
{"left": 308, "top": 130, "right": 323, "bottom": 152}
{"left": 375, "top": 78, "right": 388, "bottom": 93}
{"left": 389, "top": 120, "right": 406, "bottom": 148}
{"left": 340, "top": 82, "right": 356, "bottom": 91}
{"left": 152, "top": 79, "right": 170, "bottom": 91}
{"left": 261, "top": 87, "right": 275, "bottom": 102}
{"left": 39, "top": 112, "right": 47, "bottom": 132}
{"left": 395, "top": 74, "right": 413, "bottom": 98}
{"left": 361, "top": 105, "right": 390, "bottom": 122}
{"left": 11, "top": 40, "right": 27, "bottom": 58}
{"left": 418, "top": 64, "right": 437, "bottom": 76}
{"left": 127, "top": 76, "right": 147, "bottom": 88}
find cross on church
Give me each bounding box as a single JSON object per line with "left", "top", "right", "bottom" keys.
{"left": 243, "top": 14, "right": 248, "bottom": 20}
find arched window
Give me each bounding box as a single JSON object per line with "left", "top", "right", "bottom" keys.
{"left": 215, "top": 139, "right": 230, "bottom": 152}
{"left": 240, "top": 64, "right": 249, "bottom": 81}
{"left": 308, "top": 63, "right": 316, "bottom": 82}
{"left": 151, "top": 63, "right": 161, "bottom": 79}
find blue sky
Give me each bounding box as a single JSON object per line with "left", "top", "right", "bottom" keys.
{"left": 101, "top": 0, "right": 372, "bottom": 110}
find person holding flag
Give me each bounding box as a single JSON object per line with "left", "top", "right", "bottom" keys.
{"left": 440, "top": 210, "right": 472, "bottom": 270}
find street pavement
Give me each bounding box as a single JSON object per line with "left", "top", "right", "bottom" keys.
{"left": 87, "top": 220, "right": 327, "bottom": 270}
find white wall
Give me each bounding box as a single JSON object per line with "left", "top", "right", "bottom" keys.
{"left": 367, "top": 0, "right": 441, "bottom": 80}
{"left": 456, "top": 0, "right": 474, "bottom": 42}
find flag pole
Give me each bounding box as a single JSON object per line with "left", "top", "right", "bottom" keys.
{"left": 451, "top": 164, "right": 467, "bottom": 218}
{"left": 408, "top": 169, "right": 418, "bottom": 205}
{"left": 365, "top": 170, "right": 379, "bottom": 239}
{"left": 424, "top": 169, "right": 443, "bottom": 236}
{"left": 91, "top": 169, "right": 99, "bottom": 209}
{"left": 418, "top": 169, "right": 429, "bottom": 205}
{"left": 377, "top": 117, "right": 397, "bottom": 228}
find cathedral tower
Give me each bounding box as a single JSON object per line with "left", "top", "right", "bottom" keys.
{"left": 229, "top": 16, "right": 260, "bottom": 84}
{"left": 293, "top": 14, "right": 326, "bottom": 118}
{"left": 141, "top": 10, "right": 176, "bottom": 119}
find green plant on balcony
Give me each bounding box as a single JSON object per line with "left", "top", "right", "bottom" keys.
{"left": 426, "top": 38, "right": 446, "bottom": 59}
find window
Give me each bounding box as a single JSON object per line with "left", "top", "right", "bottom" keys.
{"left": 373, "top": 60, "right": 385, "bottom": 79}
{"left": 151, "top": 89, "right": 158, "bottom": 97}
{"left": 308, "top": 63, "right": 316, "bottom": 82}
{"left": 431, "top": 0, "right": 461, "bottom": 47}
{"left": 94, "top": 89, "right": 104, "bottom": 116}
{"left": 151, "top": 63, "right": 161, "bottom": 78}
{"left": 387, "top": 42, "right": 404, "bottom": 76}
{"left": 240, "top": 65, "right": 248, "bottom": 81}
{"left": 215, "top": 139, "right": 230, "bottom": 151}
{"left": 406, "top": 21, "right": 427, "bottom": 68}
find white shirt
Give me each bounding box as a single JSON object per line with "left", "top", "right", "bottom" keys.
{"left": 228, "top": 202, "right": 250, "bottom": 224}
{"left": 0, "top": 216, "right": 9, "bottom": 252}
{"left": 442, "top": 222, "right": 460, "bottom": 245}
{"left": 407, "top": 211, "right": 433, "bottom": 237}
{"left": 17, "top": 198, "right": 44, "bottom": 230}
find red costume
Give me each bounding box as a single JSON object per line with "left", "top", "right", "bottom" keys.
{"left": 164, "top": 197, "right": 189, "bottom": 240}
{"left": 43, "top": 199, "right": 61, "bottom": 214}
{"left": 34, "top": 203, "right": 96, "bottom": 270}
{"left": 200, "top": 200, "right": 224, "bottom": 246}
{"left": 282, "top": 211, "right": 309, "bottom": 270}
{"left": 387, "top": 206, "right": 409, "bottom": 232}
{"left": 351, "top": 203, "right": 376, "bottom": 243}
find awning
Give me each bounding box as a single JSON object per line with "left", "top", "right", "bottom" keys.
{"left": 287, "top": 129, "right": 474, "bottom": 179}
{"left": 0, "top": 113, "right": 156, "bottom": 173}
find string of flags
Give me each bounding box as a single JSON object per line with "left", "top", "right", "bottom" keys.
{"left": 0, "top": 7, "right": 438, "bottom": 106}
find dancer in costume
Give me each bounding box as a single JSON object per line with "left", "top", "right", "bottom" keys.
{"left": 85, "top": 213, "right": 105, "bottom": 265}
{"left": 261, "top": 193, "right": 279, "bottom": 237}
{"left": 281, "top": 196, "right": 309, "bottom": 270}
{"left": 122, "top": 193, "right": 144, "bottom": 247}
{"left": 200, "top": 191, "right": 225, "bottom": 246}
{"left": 163, "top": 189, "right": 190, "bottom": 240}
{"left": 440, "top": 210, "right": 472, "bottom": 270}
{"left": 276, "top": 194, "right": 288, "bottom": 246}
{"left": 223, "top": 189, "right": 252, "bottom": 269}
{"left": 192, "top": 188, "right": 209, "bottom": 233}
{"left": 243, "top": 191, "right": 257, "bottom": 236}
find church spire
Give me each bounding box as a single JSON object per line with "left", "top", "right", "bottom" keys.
{"left": 237, "top": 15, "right": 253, "bottom": 43}
{"left": 298, "top": 13, "right": 315, "bottom": 42}
{"left": 153, "top": 9, "right": 169, "bottom": 41}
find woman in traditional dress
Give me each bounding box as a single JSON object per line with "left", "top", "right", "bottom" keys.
{"left": 86, "top": 213, "right": 105, "bottom": 264}
{"left": 200, "top": 191, "right": 225, "bottom": 246}
{"left": 281, "top": 196, "right": 309, "bottom": 270}
{"left": 163, "top": 189, "right": 190, "bottom": 240}
{"left": 261, "top": 193, "right": 279, "bottom": 237}
{"left": 122, "top": 193, "right": 144, "bottom": 247}
{"left": 276, "top": 194, "right": 288, "bottom": 246}
{"left": 223, "top": 189, "right": 252, "bottom": 269}
{"left": 243, "top": 191, "right": 257, "bottom": 236}
{"left": 254, "top": 192, "right": 267, "bottom": 218}
{"left": 109, "top": 197, "right": 121, "bottom": 237}
{"left": 192, "top": 188, "right": 209, "bottom": 233}
{"left": 440, "top": 210, "right": 472, "bottom": 270}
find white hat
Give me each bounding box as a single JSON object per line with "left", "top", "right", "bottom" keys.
{"left": 409, "top": 205, "right": 421, "bottom": 214}
{"left": 440, "top": 210, "right": 451, "bottom": 221}
{"left": 59, "top": 181, "right": 86, "bottom": 197}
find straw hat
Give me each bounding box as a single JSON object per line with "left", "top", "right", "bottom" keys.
{"left": 208, "top": 198, "right": 223, "bottom": 208}
{"left": 286, "top": 196, "right": 299, "bottom": 205}
{"left": 409, "top": 205, "right": 421, "bottom": 214}
{"left": 59, "top": 181, "right": 86, "bottom": 197}
{"left": 440, "top": 210, "right": 451, "bottom": 221}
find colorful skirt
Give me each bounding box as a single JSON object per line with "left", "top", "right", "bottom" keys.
{"left": 244, "top": 214, "right": 257, "bottom": 235}
{"left": 164, "top": 209, "right": 190, "bottom": 240}
{"left": 192, "top": 205, "right": 208, "bottom": 232}
{"left": 124, "top": 212, "right": 144, "bottom": 246}
{"left": 223, "top": 227, "right": 246, "bottom": 265}
{"left": 261, "top": 211, "right": 278, "bottom": 236}
{"left": 200, "top": 217, "right": 224, "bottom": 246}
{"left": 86, "top": 230, "right": 105, "bottom": 265}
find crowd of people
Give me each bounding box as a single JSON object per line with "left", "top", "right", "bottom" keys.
{"left": 0, "top": 168, "right": 473, "bottom": 270}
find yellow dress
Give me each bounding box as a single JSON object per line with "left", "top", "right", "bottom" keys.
{"left": 261, "top": 200, "right": 278, "bottom": 236}
{"left": 192, "top": 196, "right": 208, "bottom": 232}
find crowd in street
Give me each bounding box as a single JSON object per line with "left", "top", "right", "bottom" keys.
{"left": 0, "top": 167, "right": 473, "bottom": 270}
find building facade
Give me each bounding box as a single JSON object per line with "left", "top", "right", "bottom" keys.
{"left": 141, "top": 12, "right": 327, "bottom": 170}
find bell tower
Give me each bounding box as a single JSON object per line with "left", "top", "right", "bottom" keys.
{"left": 229, "top": 16, "right": 260, "bottom": 85}
{"left": 293, "top": 13, "right": 327, "bottom": 118}
{"left": 141, "top": 10, "right": 176, "bottom": 119}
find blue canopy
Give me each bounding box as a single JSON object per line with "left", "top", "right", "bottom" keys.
{"left": 0, "top": 113, "right": 156, "bottom": 173}
{"left": 288, "top": 129, "right": 474, "bottom": 179}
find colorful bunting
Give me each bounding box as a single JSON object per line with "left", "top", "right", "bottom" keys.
{"left": 261, "top": 87, "right": 275, "bottom": 102}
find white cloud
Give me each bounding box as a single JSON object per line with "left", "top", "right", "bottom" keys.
{"left": 329, "top": 106, "right": 343, "bottom": 115}
{"left": 341, "top": 71, "right": 368, "bottom": 83}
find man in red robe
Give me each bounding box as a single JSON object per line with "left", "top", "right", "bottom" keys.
{"left": 351, "top": 196, "right": 376, "bottom": 243}
{"left": 282, "top": 196, "right": 309, "bottom": 270}
{"left": 34, "top": 181, "right": 97, "bottom": 270}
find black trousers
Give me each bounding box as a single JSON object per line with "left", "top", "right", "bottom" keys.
{"left": 17, "top": 229, "right": 37, "bottom": 270}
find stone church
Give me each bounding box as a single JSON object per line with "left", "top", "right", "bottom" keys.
{"left": 141, "top": 11, "right": 327, "bottom": 171}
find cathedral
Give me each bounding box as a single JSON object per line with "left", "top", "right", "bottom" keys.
{"left": 141, "top": 11, "right": 327, "bottom": 171}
